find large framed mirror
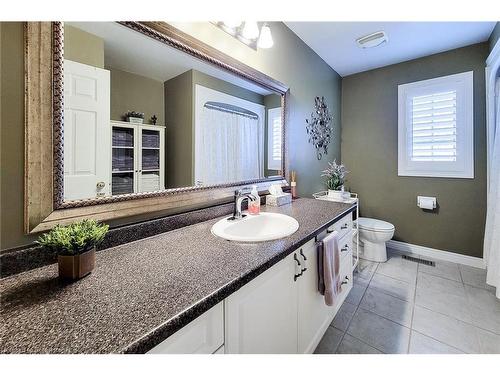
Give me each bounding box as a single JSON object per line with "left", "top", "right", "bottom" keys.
{"left": 24, "top": 22, "right": 289, "bottom": 233}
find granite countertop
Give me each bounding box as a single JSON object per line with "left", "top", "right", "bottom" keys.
{"left": 0, "top": 198, "right": 355, "bottom": 354}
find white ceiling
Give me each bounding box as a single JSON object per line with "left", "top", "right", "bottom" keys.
{"left": 285, "top": 22, "right": 496, "bottom": 77}
{"left": 66, "top": 22, "right": 273, "bottom": 95}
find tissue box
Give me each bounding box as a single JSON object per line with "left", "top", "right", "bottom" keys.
{"left": 266, "top": 192, "right": 292, "bottom": 207}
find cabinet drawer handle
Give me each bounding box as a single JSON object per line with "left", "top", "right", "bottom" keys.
{"left": 294, "top": 253, "right": 301, "bottom": 267}
{"left": 341, "top": 244, "right": 349, "bottom": 252}
{"left": 294, "top": 254, "right": 303, "bottom": 281}
{"left": 299, "top": 249, "right": 307, "bottom": 273}
{"left": 299, "top": 249, "right": 307, "bottom": 261}
{"left": 341, "top": 276, "right": 349, "bottom": 285}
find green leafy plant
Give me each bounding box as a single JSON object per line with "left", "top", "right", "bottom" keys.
{"left": 321, "top": 160, "right": 349, "bottom": 191}
{"left": 37, "top": 219, "right": 109, "bottom": 256}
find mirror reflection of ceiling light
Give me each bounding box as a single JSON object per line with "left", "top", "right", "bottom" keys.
{"left": 222, "top": 21, "right": 242, "bottom": 30}
{"left": 213, "top": 21, "right": 274, "bottom": 50}
{"left": 241, "top": 21, "right": 260, "bottom": 40}
{"left": 257, "top": 24, "right": 274, "bottom": 49}
{"left": 356, "top": 31, "right": 388, "bottom": 48}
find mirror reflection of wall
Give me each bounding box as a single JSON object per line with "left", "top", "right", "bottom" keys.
{"left": 62, "top": 22, "right": 283, "bottom": 201}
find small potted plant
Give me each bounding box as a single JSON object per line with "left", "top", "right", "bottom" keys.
{"left": 124, "top": 110, "right": 145, "bottom": 124}
{"left": 322, "top": 160, "right": 349, "bottom": 200}
{"left": 37, "top": 219, "right": 109, "bottom": 280}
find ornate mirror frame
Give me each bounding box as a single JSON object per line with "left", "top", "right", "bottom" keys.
{"left": 24, "top": 22, "right": 289, "bottom": 233}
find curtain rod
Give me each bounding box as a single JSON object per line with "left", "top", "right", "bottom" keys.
{"left": 204, "top": 101, "right": 259, "bottom": 120}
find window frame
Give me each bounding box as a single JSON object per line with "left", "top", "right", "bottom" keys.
{"left": 267, "top": 107, "right": 282, "bottom": 171}
{"left": 397, "top": 71, "right": 474, "bottom": 179}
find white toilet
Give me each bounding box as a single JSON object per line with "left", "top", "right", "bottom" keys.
{"left": 357, "top": 217, "right": 395, "bottom": 262}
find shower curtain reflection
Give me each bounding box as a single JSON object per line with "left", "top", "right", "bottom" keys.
{"left": 196, "top": 107, "right": 263, "bottom": 186}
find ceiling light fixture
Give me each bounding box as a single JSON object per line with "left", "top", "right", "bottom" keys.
{"left": 212, "top": 21, "right": 274, "bottom": 50}
{"left": 356, "top": 31, "right": 388, "bottom": 49}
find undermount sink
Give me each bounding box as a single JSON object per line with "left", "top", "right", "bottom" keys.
{"left": 211, "top": 212, "right": 299, "bottom": 242}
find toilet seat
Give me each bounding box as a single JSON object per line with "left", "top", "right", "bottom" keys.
{"left": 358, "top": 217, "right": 395, "bottom": 233}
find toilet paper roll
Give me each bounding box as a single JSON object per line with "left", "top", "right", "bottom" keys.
{"left": 418, "top": 196, "right": 435, "bottom": 210}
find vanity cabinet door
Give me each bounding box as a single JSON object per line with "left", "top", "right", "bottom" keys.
{"left": 297, "top": 239, "right": 334, "bottom": 353}
{"left": 225, "top": 251, "right": 298, "bottom": 354}
{"left": 147, "top": 302, "right": 224, "bottom": 354}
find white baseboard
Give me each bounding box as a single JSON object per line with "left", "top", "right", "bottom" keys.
{"left": 387, "top": 240, "right": 485, "bottom": 269}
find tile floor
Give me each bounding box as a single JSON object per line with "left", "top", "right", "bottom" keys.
{"left": 314, "top": 249, "right": 500, "bottom": 354}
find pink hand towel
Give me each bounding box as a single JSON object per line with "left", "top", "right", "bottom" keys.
{"left": 322, "top": 231, "right": 341, "bottom": 306}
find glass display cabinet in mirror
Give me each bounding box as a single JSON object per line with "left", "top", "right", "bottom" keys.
{"left": 63, "top": 22, "right": 283, "bottom": 201}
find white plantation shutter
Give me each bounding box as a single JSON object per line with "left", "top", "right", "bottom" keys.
{"left": 267, "top": 107, "right": 282, "bottom": 170}
{"left": 398, "top": 71, "right": 474, "bottom": 178}
{"left": 411, "top": 90, "right": 457, "bottom": 162}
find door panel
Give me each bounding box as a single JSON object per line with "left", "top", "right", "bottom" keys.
{"left": 225, "top": 252, "right": 298, "bottom": 353}
{"left": 147, "top": 302, "right": 224, "bottom": 354}
{"left": 64, "top": 59, "right": 110, "bottom": 200}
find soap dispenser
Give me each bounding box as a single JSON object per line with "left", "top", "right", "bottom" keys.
{"left": 248, "top": 185, "right": 260, "bottom": 215}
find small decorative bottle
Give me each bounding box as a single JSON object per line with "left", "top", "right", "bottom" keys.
{"left": 290, "top": 170, "right": 298, "bottom": 199}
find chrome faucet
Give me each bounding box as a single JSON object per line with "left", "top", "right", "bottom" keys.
{"left": 230, "top": 189, "right": 257, "bottom": 220}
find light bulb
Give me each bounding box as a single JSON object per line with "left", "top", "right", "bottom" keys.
{"left": 257, "top": 24, "right": 274, "bottom": 48}
{"left": 222, "top": 21, "right": 242, "bottom": 29}
{"left": 241, "top": 21, "right": 260, "bottom": 40}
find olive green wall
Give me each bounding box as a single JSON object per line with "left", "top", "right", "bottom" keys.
{"left": 341, "top": 43, "right": 488, "bottom": 258}
{"left": 0, "top": 21, "right": 341, "bottom": 250}
{"left": 109, "top": 68, "right": 165, "bottom": 125}
{"left": 0, "top": 23, "right": 39, "bottom": 249}
{"left": 164, "top": 70, "right": 193, "bottom": 188}
{"left": 489, "top": 22, "right": 500, "bottom": 51}
{"left": 65, "top": 25, "right": 104, "bottom": 68}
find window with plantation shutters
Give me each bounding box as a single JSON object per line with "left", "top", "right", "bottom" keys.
{"left": 411, "top": 90, "right": 457, "bottom": 161}
{"left": 398, "top": 71, "right": 474, "bottom": 178}
{"left": 267, "top": 107, "right": 282, "bottom": 170}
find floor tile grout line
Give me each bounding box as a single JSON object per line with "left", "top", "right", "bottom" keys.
{"left": 367, "top": 283, "right": 415, "bottom": 304}
{"left": 372, "top": 269, "right": 415, "bottom": 285}
{"left": 356, "top": 303, "right": 412, "bottom": 331}
{"left": 341, "top": 264, "right": 404, "bottom": 354}
{"left": 407, "top": 262, "right": 419, "bottom": 353}
{"left": 413, "top": 289, "right": 500, "bottom": 336}
{"left": 331, "top": 258, "right": 367, "bottom": 353}
{"left": 375, "top": 269, "right": 417, "bottom": 286}
{"left": 337, "top": 257, "right": 497, "bottom": 354}
{"left": 335, "top": 332, "right": 385, "bottom": 354}
{"left": 348, "top": 307, "right": 409, "bottom": 354}
{"left": 418, "top": 268, "right": 462, "bottom": 283}
{"left": 337, "top": 264, "right": 384, "bottom": 354}
{"left": 410, "top": 329, "right": 467, "bottom": 354}
{"left": 412, "top": 300, "right": 475, "bottom": 327}
{"left": 412, "top": 303, "right": 500, "bottom": 339}
{"left": 456, "top": 264, "right": 493, "bottom": 291}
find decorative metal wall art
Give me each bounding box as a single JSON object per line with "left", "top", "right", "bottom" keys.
{"left": 306, "top": 96, "right": 333, "bottom": 160}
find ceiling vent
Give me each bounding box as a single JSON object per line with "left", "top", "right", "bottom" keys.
{"left": 356, "top": 31, "right": 388, "bottom": 48}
